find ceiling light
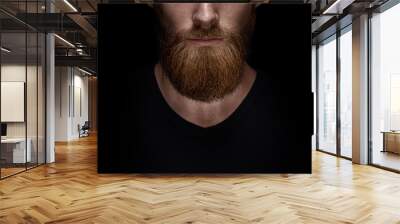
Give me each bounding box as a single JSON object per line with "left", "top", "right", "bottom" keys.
{"left": 54, "top": 34, "right": 75, "bottom": 48}
{"left": 323, "top": 0, "right": 346, "bottom": 15}
{"left": 1, "top": 47, "right": 11, "bottom": 53}
{"left": 76, "top": 49, "right": 85, "bottom": 55}
{"left": 63, "top": 0, "right": 78, "bottom": 12}
{"left": 78, "top": 67, "right": 93, "bottom": 76}
{"left": 323, "top": 0, "right": 355, "bottom": 15}
{"left": 323, "top": 0, "right": 341, "bottom": 14}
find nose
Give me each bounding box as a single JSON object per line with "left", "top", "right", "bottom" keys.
{"left": 192, "top": 3, "right": 218, "bottom": 29}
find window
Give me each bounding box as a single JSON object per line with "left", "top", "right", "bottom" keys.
{"left": 370, "top": 2, "right": 400, "bottom": 171}
{"left": 318, "top": 35, "right": 337, "bottom": 154}
{"left": 339, "top": 28, "right": 352, "bottom": 158}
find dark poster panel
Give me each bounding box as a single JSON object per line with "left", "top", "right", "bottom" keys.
{"left": 98, "top": 3, "right": 312, "bottom": 173}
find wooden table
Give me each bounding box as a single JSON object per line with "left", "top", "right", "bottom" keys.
{"left": 381, "top": 131, "right": 400, "bottom": 154}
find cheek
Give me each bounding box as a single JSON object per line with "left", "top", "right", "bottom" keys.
{"left": 218, "top": 5, "right": 253, "bottom": 33}
{"left": 160, "top": 5, "right": 195, "bottom": 34}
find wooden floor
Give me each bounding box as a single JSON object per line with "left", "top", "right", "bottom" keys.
{"left": 372, "top": 150, "right": 400, "bottom": 171}
{"left": 1, "top": 167, "right": 26, "bottom": 178}
{"left": 1, "top": 163, "right": 44, "bottom": 178}
{"left": 1, "top": 135, "right": 400, "bottom": 223}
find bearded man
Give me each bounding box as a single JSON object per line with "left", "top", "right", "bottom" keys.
{"left": 125, "top": 3, "right": 290, "bottom": 172}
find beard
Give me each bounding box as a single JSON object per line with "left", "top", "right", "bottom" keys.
{"left": 159, "top": 24, "right": 252, "bottom": 102}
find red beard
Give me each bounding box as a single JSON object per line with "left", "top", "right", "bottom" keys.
{"left": 160, "top": 26, "right": 248, "bottom": 102}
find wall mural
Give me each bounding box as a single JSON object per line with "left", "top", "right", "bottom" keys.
{"left": 98, "top": 3, "right": 312, "bottom": 173}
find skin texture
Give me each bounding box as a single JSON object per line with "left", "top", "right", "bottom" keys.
{"left": 157, "top": 3, "right": 254, "bottom": 39}
{"left": 155, "top": 3, "right": 257, "bottom": 128}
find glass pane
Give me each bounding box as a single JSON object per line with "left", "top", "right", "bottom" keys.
{"left": 318, "top": 38, "right": 336, "bottom": 153}
{"left": 38, "top": 32, "right": 45, "bottom": 165}
{"left": 312, "top": 46, "right": 317, "bottom": 150}
{"left": 26, "top": 0, "right": 39, "bottom": 170}
{"left": 371, "top": 4, "right": 400, "bottom": 171}
{"left": 340, "top": 29, "right": 352, "bottom": 158}
{"left": 318, "top": 37, "right": 337, "bottom": 154}
{"left": 1, "top": 31, "right": 27, "bottom": 177}
{"left": 27, "top": 31, "right": 38, "bottom": 169}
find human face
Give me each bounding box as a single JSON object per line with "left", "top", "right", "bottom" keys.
{"left": 157, "top": 3, "right": 256, "bottom": 102}
{"left": 157, "top": 3, "right": 255, "bottom": 46}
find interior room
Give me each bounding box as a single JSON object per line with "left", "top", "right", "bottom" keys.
{"left": 0, "top": 0, "right": 400, "bottom": 223}
{"left": 0, "top": 24, "right": 46, "bottom": 178}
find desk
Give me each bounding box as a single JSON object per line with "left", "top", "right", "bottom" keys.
{"left": 381, "top": 131, "right": 400, "bottom": 154}
{"left": 1, "top": 138, "right": 31, "bottom": 163}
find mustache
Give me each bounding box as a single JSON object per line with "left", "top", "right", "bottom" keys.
{"left": 183, "top": 27, "right": 226, "bottom": 39}
{"left": 164, "top": 26, "right": 228, "bottom": 45}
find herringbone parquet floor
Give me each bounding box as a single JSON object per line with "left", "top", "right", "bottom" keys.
{"left": 1, "top": 134, "right": 400, "bottom": 224}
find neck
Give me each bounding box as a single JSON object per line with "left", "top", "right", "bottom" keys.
{"left": 155, "top": 63, "right": 256, "bottom": 128}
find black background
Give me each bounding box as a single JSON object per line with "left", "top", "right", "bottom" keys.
{"left": 97, "top": 4, "right": 313, "bottom": 173}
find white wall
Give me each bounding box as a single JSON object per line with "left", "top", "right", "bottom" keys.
{"left": 1, "top": 65, "right": 28, "bottom": 141}
{"left": 1, "top": 65, "right": 41, "bottom": 137}
{"left": 55, "top": 66, "right": 70, "bottom": 141}
{"left": 55, "top": 66, "right": 89, "bottom": 141}
{"left": 72, "top": 72, "right": 89, "bottom": 138}
{"left": 1, "top": 63, "right": 46, "bottom": 164}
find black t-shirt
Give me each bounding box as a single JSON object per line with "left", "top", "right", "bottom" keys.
{"left": 120, "top": 64, "right": 309, "bottom": 173}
